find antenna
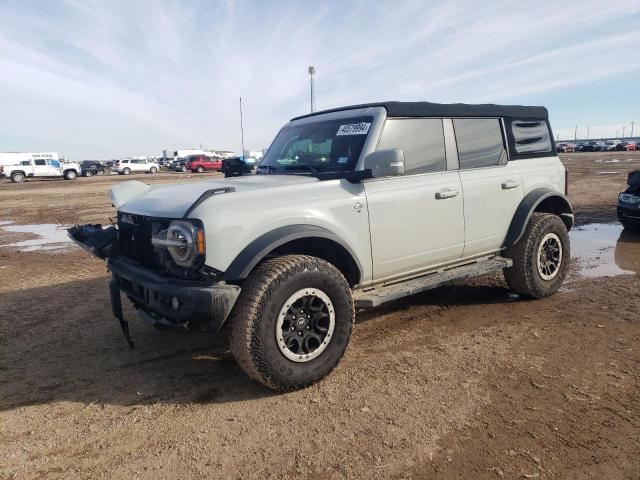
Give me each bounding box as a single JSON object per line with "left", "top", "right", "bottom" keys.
{"left": 239, "top": 97, "right": 245, "bottom": 158}
{"left": 308, "top": 66, "right": 315, "bottom": 113}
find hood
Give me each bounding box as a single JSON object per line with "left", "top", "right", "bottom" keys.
{"left": 114, "top": 174, "right": 319, "bottom": 218}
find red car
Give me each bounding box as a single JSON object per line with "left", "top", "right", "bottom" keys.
{"left": 615, "top": 141, "right": 637, "bottom": 151}
{"left": 185, "top": 155, "right": 223, "bottom": 173}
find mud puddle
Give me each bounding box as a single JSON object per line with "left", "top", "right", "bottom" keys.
{"left": 0, "top": 223, "right": 76, "bottom": 252}
{"left": 570, "top": 223, "right": 640, "bottom": 277}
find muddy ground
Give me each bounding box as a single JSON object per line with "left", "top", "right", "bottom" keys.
{"left": 1, "top": 152, "right": 639, "bottom": 479}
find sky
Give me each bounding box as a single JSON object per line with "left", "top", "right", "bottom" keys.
{"left": 1, "top": 0, "right": 639, "bottom": 159}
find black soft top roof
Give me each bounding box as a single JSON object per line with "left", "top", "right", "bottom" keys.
{"left": 292, "top": 101, "right": 548, "bottom": 121}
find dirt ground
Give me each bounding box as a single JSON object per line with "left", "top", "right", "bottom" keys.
{"left": 1, "top": 153, "right": 639, "bottom": 479}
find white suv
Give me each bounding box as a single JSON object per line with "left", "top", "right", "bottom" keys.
{"left": 116, "top": 158, "right": 159, "bottom": 175}
{"left": 70, "top": 101, "right": 573, "bottom": 391}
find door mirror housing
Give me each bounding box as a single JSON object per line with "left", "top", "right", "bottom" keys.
{"left": 363, "top": 149, "right": 405, "bottom": 177}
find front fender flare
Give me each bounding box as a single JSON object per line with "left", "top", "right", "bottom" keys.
{"left": 223, "top": 224, "right": 363, "bottom": 282}
{"left": 504, "top": 188, "right": 574, "bottom": 247}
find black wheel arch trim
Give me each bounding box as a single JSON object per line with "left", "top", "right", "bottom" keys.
{"left": 223, "top": 224, "right": 363, "bottom": 282}
{"left": 504, "top": 188, "right": 574, "bottom": 247}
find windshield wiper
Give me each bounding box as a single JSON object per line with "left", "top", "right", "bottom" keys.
{"left": 257, "top": 165, "right": 278, "bottom": 173}
{"left": 284, "top": 164, "right": 318, "bottom": 174}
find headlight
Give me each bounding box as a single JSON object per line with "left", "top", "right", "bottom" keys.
{"left": 152, "top": 220, "right": 205, "bottom": 267}
{"left": 619, "top": 193, "right": 640, "bottom": 205}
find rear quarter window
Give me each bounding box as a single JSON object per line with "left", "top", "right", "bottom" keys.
{"left": 510, "top": 119, "right": 553, "bottom": 155}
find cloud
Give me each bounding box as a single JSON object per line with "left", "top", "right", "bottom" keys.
{"left": 0, "top": 0, "right": 638, "bottom": 158}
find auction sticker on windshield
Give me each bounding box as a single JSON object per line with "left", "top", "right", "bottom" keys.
{"left": 336, "top": 122, "right": 371, "bottom": 136}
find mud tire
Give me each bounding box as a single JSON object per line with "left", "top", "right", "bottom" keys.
{"left": 227, "top": 255, "right": 354, "bottom": 391}
{"left": 503, "top": 212, "right": 570, "bottom": 299}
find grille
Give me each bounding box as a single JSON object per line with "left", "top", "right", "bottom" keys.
{"left": 117, "top": 213, "right": 171, "bottom": 270}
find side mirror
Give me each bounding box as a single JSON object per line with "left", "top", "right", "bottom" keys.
{"left": 363, "top": 149, "right": 405, "bottom": 177}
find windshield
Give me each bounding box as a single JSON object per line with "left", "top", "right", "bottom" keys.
{"left": 258, "top": 116, "right": 373, "bottom": 174}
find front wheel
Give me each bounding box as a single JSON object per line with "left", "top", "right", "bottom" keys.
{"left": 196, "top": 165, "right": 204, "bottom": 173}
{"left": 64, "top": 170, "right": 77, "bottom": 180}
{"left": 122, "top": 168, "right": 131, "bottom": 175}
{"left": 149, "top": 166, "right": 158, "bottom": 174}
{"left": 227, "top": 255, "right": 354, "bottom": 391}
{"left": 503, "top": 212, "right": 570, "bottom": 299}
{"left": 84, "top": 170, "right": 93, "bottom": 177}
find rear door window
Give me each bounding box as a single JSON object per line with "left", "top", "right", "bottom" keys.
{"left": 34, "top": 159, "right": 46, "bottom": 166}
{"left": 378, "top": 118, "right": 446, "bottom": 175}
{"left": 453, "top": 119, "right": 506, "bottom": 169}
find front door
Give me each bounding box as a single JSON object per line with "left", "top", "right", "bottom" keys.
{"left": 364, "top": 118, "right": 465, "bottom": 283}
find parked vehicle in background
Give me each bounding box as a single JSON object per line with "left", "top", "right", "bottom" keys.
{"left": 222, "top": 156, "right": 255, "bottom": 177}
{"left": 185, "top": 155, "right": 223, "bottom": 173}
{"left": 604, "top": 139, "right": 621, "bottom": 151}
{"left": 574, "top": 143, "right": 585, "bottom": 152}
{"left": 169, "top": 158, "right": 188, "bottom": 172}
{"left": 1, "top": 158, "right": 81, "bottom": 183}
{"left": 556, "top": 143, "right": 575, "bottom": 153}
{"left": 80, "top": 160, "right": 109, "bottom": 177}
{"left": 618, "top": 170, "right": 640, "bottom": 230}
{"left": 115, "top": 159, "right": 159, "bottom": 175}
{"left": 70, "top": 100, "right": 572, "bottom": 391}
{"left": 616, "top": 141, "right": 637, "bottom": 151}
{"left": 581, "top": 141, "right": 601, "bottom": 152}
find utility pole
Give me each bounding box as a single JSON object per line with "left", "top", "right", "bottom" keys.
{"left": 308, "top": 66, "right": 315, "bottom": 113}
{"left": 586, "top": 126, "right": 590, "bottom": 140}
{"left": 616, "top": 130, "right": 619, "bottom": 138}
{"left": 239, "top": 97, "right": 245, "bottom": 158}
{"left": 574, "top": 125, "right": 577, "bottom": 142}
{"left": 622, "top": 126, "right": 626, "bottom": 139}
{"left": 631, "top": 121, "right": 635, "bottom": 138}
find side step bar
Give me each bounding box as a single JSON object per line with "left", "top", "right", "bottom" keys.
{"left": 353, "top": 257, "right": 513, "bottom": 308}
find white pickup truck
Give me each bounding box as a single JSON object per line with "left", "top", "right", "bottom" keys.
{"left": 1, "top": 158, "right": 81, "bottom": 183}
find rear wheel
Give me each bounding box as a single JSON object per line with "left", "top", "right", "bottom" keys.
{"left": 503, "top": 213, "right": 570, "bottom": 299}
{"left": 84, "top": 170, "right": 93, "bottom": 177}
{"left": 122, "top": 167, "right": 131, "bottom": 175}
{"left": 11, "top": 172, "right": 24, "bottom": 183}
{"left": 150, "top": 166, "right": 158, "bottom": 174}
{"left": 196, "top": 165, "right": 204, "bottom": 173}
{"left": 227, "top": 255, "right": 354, "bottom": 391}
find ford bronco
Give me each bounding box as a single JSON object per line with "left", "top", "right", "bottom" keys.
{"left": 69, "top": 101, "right": 573, "bottom": 391}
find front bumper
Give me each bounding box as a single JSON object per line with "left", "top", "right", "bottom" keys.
{"left": 108, "top": 256, "right": 241, "bottom": 332}
{"left": 618, "top": 202, "right": 640, "bottom": 228}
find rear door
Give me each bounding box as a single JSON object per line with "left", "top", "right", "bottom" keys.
{"left": 454, "top": 118, "right": 524, "bottom": 257}
{"left": 364, "top": 118, "right": 465, "bottom": 282}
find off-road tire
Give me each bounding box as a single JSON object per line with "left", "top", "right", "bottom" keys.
{"left": 227, "top": 255, "right": 354, "bottom": 391}
{"left": 196, "top": 165, "right": 204, "bottom": 173}
{"left": 122, "top": 168, "right": 131, "bottom": 175}
{"left": 11, "top": 172, "right": 24, "bottom": 183}
{"left": 64, "top": 170, "right": 77, "bottom": 180}
{"left": 150, "top": 166, "right": 158, "bottom": 174}
{"left": 503, "top": 212, "right": 570, "bottom": 299}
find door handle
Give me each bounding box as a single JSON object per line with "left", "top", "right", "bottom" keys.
{"left": 501, "top": 180, "right": 520, "bottom": 190}
{"left": 435, "top": 189, "right": 458, "bottom": 199}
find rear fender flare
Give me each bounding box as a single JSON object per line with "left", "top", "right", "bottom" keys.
{"left": 504, "top": 188, "right": 574, "bottom": 247}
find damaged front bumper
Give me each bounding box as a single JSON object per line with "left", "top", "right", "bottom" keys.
{"left": 108, "top": 256, "right": 241, "bottom": 333}
{"left": 68, "top": 224, "right": 241, "bottom": 346}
